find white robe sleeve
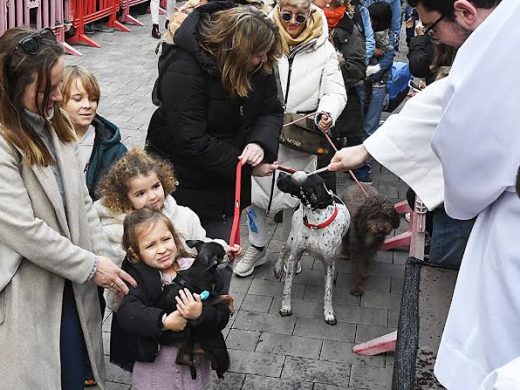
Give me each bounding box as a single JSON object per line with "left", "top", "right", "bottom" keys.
{"left": 431, "top": 2, "right": 520, "bottom": 220}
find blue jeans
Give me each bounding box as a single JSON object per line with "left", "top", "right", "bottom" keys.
{"left": 61, "top": 281, "right": 88, "bottom": 390}
{"left": 355, "top": 82, "right": 388, "bottom": 137}
{"left": 429, "top": 208, "right": 476, "bottom": 268}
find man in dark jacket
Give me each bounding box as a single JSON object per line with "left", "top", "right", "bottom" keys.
{"left": 146, "top": 2, "right": 283, "bottom": 241}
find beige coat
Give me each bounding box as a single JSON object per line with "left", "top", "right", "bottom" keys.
{"left": 0, "top": 125, "right": 113, "bottom": 389}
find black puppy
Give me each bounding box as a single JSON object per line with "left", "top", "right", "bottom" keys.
{"left": 156, "top": 239, "right": 231, "bottom": 379}
{"left": 156, "top": 239, "right": 227, "bottom": 312}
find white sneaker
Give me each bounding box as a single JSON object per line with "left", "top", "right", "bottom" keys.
{"left": 405, "top": 212, "right": 411, "bottom": 223}
{"left": 233, "top": 247, "right": 267, "bottom": 277}
{"left": 283, "top": 261, "right": 303, "bottom": 275}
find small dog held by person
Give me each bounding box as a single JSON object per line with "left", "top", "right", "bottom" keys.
{"left": 340, "top": 184, "right": 400, "bottom": 296}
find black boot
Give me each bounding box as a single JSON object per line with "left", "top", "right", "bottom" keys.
{"left": 151, "top": 24, "right": 160, "bottom": 39}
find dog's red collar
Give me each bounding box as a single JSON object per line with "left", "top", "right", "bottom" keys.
{"left": 303, "top": 205, "right": 338, "bottom": 230}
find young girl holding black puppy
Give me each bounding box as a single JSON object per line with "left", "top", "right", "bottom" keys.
{"left": 110, "top": 208, "right": 231, "bottom": 388}
{"left": 95, "top": 148, "right": 240, "bottom": 309}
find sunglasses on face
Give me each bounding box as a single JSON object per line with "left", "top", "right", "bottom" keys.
{"left": 280, "top": 11, "right": 308, "bottom": 24}
{"left": 16, "top": 28, "right": 57, "bottom": 55}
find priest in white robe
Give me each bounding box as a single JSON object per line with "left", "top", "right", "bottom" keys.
{"left": 431, "top": 0, "right": 520, "bottom": 387}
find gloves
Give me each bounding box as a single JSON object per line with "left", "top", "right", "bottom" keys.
{"left": 366, "top": 64, "right": 381, "bottom": 77}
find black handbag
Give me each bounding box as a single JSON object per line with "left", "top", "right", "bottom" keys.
{"left": 274, "top": 66, "right": 330, "bottom": 155}
{"left": 279, "top": 113, "right": 330, "bottom": 155}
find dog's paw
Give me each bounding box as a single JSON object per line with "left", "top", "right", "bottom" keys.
{"left": 279, "top": 306, "right": 292, "bottom": 317}
{"left": 350, "top": 286, "right": 365, "bottom": 296}
{"left": 324, "top": 313, "right": 337, "bottom": 325}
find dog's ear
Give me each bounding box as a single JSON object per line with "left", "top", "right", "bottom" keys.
{"left": 276, "top": 172, "right": 298, "bottom": 196}
{"left": 186, "top": 239, "right": 203, "bottom": 251}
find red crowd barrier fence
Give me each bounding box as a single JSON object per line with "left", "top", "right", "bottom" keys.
{"left": 67, "top": 0, "right": 130, "bottom": 50}
{"left": 0, "top": 0, "right": 78, "bottom": 55}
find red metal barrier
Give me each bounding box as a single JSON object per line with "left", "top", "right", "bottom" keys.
{"left": 0, "top": 0, "right": 79, "bottom": 55}
{"left": 119, "top": 0, "right": 146, "bottom": 26}
{"left": 67, "top": 0, "right": 131, "bottom": 50}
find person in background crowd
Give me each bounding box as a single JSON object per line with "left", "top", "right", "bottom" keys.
{"left": 61, "top": 65, "right": 127, "bottom": 201}
{"left": 312, "top": 0, "right": 370, "bottom": 188}
{"left": 234, "top": 0, "right": 346, "bottom": 277}
{"left": 146, "top": 4, "right": 283, "bottom": 244}
{"left": 0, "top": 27, "right": 136, "bottom": 389}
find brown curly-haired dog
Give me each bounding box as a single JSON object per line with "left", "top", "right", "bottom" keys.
{"left": 340, "top": 184, "right": 400, "bottom": 296}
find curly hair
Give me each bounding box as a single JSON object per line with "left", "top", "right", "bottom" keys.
{"left": 96, "top": 147, "right": 177, "bottom": 213}
{"left": 122, "top": 208, "right": 192, "bottom": 264}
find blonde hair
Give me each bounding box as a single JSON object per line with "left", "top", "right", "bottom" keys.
{"left": 97, "top": 147, "right": 178, "bottom": 213}
{"left": 122, "top": 208, "right": 192, "bottom": 263}
{"left": 61, "top": 65, "right": 101, "bottom": 104}
{"left": 198, "top": 6, "right": 282, "bottom": 97}
{"left": 0, "top": 28, "right": 75, "bottom": 166}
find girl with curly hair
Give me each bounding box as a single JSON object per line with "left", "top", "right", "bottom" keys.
{"left": 95, "top": 148, "right": 241, "bottom": 310}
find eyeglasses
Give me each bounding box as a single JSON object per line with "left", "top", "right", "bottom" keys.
{"left": 280, "top": 11, "right": 308, "bottom": 24}
{"left": 424, "top": 14, "right": 444, "bottom": 37}
{"left": 16, "top": 28, "right": 56, "bottom": 55}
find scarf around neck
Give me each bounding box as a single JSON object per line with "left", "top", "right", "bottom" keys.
{"left": 324, "top": 5, "right": 347, "bottom": 29}
{"left": 272, "top": 5, "right": 324, "bottom": 55}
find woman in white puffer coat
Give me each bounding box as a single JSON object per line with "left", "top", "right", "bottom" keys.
{"left": 234, "top": 0, "right": 346, "bottom": 277}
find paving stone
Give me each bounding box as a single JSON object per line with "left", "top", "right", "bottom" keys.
{"left": 103, "top": 313, "right": 113, "bottom": 332}
{"left": 256, "top": 332, "right": 323, "bottom": 359}
{"left": 105, "top": 382, "right": 131, "bottom": 390}
{"left": 248, "top": 278, "right": 305, "bottom": 299}
{"left": 270, "top": 296, "right": 387, "bottom": 327}
{"left": 103, "top": 331, "right": 110, "bottom": 356}
{"left": 390, "top": 277, "right": 404, "bottom": 294}
{"left": 281, "top": 356, "right": 351, "bottom": 387}
{"left": 230, "top": 276, "right": 253, "bottom": 294}
{"left": 333, "top": 274, "right": 392, "bottom": 294}
{"left": 213, "top": 371, "right": 245, "bottom": 389}
{"left": 349, "top": 364, "right": 393, "bottom": 389}
{"left": 226, "top": 329, "right": 261, "bottom": 351}
{"left": 361, "top": 291, "right": 402, "bottom": 310}
{"left": 228, "top": 349, "right": 285, "bottom": 377}
{"left": 240, "top": 294, "right": 274, "bottom": 313}
{"left": 243, "top": 374, "right": 313, "bottom": 390}
{"left": 388, "top": 310, "right": 399, "bottom": 328}
{"left": 104, "top": 356, "right": 132, "bottom": 385}
{"left": 368, "top": 262, "right": 406, "bottom": 279}
{"left": 233, "top": 311, "right": 297, "bottom": 335}
{"left": 293, "top": 317, "right": 356, "bottom": 342}
{"left": 320, "top": 339, "right": 386, "bottom": 367}
{"left": 374, "top": 250, "right": 394, "bottom": 264}
{"left": 355, "top": 324, "right": 395, "bottom": 344}
{"left": 304, "top": 284, "right": 361, "bottom": 306}
{"left": 312, "top": 383, "right": 360, "bottom": 390}
{"left": 393, "top": 251, "right": 409, "bottom": 265}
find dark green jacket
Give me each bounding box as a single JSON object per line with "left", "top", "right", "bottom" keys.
{"left": 85, "top": 114, "right": 127, "bottom": 200}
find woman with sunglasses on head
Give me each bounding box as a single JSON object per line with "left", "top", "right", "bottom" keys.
{"left": 0, "top": 27, "right": 136, "bottom": 389}
{"left": 234, "top": 0, "right": 346, "bottom": 278}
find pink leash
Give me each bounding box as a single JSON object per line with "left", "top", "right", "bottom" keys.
{"left": 228, "top": 160, "right": 243, "bottom": 260}
{"left": 280, "top": 113, "right": 370, "bottom": 198}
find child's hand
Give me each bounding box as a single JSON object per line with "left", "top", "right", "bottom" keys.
{"left": 176, "top": 288, "right": 203, "bottom": 320}
{"left": 163, "top": 310, "right": 187, "bottom": 332}
{"left": 226, "top": 244, "right": 242, "bottom": 259}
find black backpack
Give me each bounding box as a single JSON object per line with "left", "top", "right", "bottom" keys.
{"left": 152, "top": 42, "right": 177, "bottom": 107}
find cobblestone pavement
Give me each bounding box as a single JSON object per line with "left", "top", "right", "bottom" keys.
{"left": 67, "top": 13, "right": 409, "bottom": 390}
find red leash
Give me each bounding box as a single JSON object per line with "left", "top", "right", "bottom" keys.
{"left": 228, "top": 160, "right": 243, "bottom": 259}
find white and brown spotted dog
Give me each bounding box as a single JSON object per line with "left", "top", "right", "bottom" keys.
{"left": 274, "top": 172, "right": 350, "bottom": 325}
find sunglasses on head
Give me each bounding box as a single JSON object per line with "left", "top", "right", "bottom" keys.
{"left": 16, "top": 28, "right": 57, "bottom": 55}
{"left": 280, "top": 11, "right": 308, "bottom": 24}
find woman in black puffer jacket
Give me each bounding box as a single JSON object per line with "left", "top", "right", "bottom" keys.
{"left": 146, "top": 2, "right": 283, "bottom": 240}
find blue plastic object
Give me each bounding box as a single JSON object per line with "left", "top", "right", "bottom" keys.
{"left": 200, "top": 290, "right": 210, "bottom": 300}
